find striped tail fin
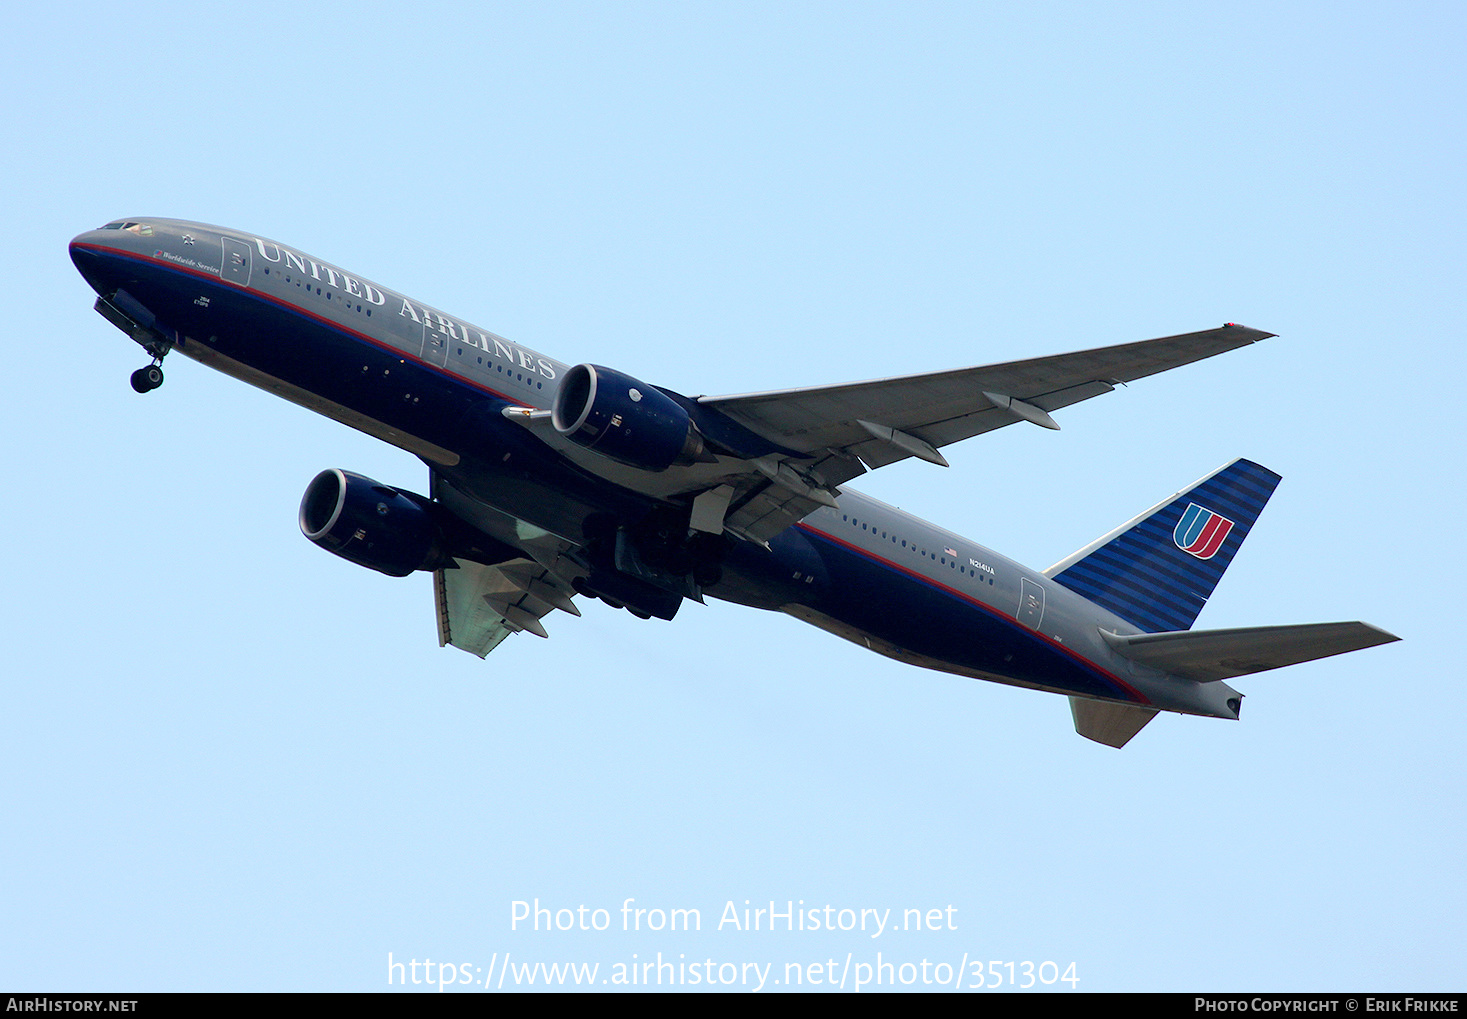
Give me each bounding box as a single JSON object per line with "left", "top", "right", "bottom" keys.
{"left": 1045, "top": 459, "right": 1282, "bottom": 633}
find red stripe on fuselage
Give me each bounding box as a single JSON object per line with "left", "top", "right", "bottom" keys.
{"left": 797, "top": 522, "right": 1149, "bottom": 704}
{"left": 82, "top": 242, "right": 1148, "bottom": 705}
{"left": 73, "top": 242, "right": 530, "bottom": 408}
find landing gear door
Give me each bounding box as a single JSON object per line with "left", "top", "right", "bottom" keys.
{"left": 221, "top": 236, "right": 252, "bottom": 287}
{"left": 1018, "top": 578, "right": 1046, "bottom": 630}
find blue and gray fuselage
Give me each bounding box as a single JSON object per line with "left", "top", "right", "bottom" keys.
{"left": 69, "top": 219, "right": 1241, "bottom": 720}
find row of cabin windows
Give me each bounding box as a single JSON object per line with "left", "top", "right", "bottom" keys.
{"left": 455, "top": 347, "right": 545, "bottom": 389}
{"left": 261, "top": 267, "right": 373, "bottom": 316}
{"left": 261, "top": 266, "right": 550, "bottom": 395}
{"left": 840, "top": 514, "right": 995, "bottom": 584}
{"left": 259, "top": 265, "right": 544, "bottom": 391}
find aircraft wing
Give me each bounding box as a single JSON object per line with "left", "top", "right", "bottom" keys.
{"left": 433, "top": 557, "right": 581, "bottom": 655}
{"left": 699, "top": 324, "right": 1273, "bottom": 470}
{"left": 429, "top": 469, "right": 584, "bottom": 656}
{"left": 504, "top": 324, "right": 1273, "bottom": 546}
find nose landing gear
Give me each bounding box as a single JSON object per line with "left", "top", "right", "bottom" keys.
{"left": 92, "top": 292, "right": 172, "bottom": 394}
{"left": 130, "top": 361, "right": 164, "bottom": 393}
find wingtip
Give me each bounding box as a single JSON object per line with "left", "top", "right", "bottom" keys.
{"left": 1223, "top": 322, "right": 1278, "bottom": 341}
{"left": 1365, "top": 623, "right": 1403, "bottom": 645}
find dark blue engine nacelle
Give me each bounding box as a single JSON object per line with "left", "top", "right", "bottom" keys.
{"left": 551, "top": 364, "right": 709, "bottom": 471}
{"left": 299, "top": 469, "right": 445, "bottom": 577}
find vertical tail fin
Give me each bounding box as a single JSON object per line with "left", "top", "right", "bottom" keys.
{"left": 1045, "top": 459, "right": 1281, "bottom": 633}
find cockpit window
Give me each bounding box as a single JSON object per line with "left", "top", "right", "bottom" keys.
{"left": 101, "top": 221, "right": 153, "bottom": 236}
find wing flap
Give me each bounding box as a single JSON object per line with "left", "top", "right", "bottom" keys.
{"left": 434, "top": 557, "right": 580, "bottom": 658}
{"left": 1101, "top": 621, "right": 1401, "bottom": 683}
{"left": 434, "top": 563, "right": 512, "bottom": 658}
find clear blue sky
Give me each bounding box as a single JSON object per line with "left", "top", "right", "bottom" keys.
{"left": 4, "top": 1, "right": 1462, "bottom": 992}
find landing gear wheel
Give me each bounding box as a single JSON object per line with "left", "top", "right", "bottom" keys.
{"left": 130, "top": 365, "right": 164, "bottom": 393}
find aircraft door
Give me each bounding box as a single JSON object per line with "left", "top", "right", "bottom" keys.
{"left": 420, "top": 322, "right": 449, "bottom": 367}
{"left": 1018, "top": 578, "right": 1046, "bottom": 630}
{"left": 220, "top": 236, "right": 252, "bottom": 287}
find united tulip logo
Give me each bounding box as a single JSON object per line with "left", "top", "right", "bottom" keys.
{"left": 1173, "top": 503, "right": 1234, "bottom": 560}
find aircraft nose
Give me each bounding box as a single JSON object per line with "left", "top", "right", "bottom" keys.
{"left": 70, "top": 226, "right": 113, "bottom": 248}
{"left": 69, "top": 226, "right": 121, "bottom": 258}
{"left": 70, "top": 229, "right": 114, "bottom": 292}
{"left": 68, "top": 228, "right": 129, "bottom": 297}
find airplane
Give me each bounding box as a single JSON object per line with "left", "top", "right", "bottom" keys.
{"left": 69, "top": 218, "right": 1399, "bottom": 747}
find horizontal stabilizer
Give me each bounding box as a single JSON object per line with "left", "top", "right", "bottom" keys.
{"left": 1070, "top": 698, "right": 1159, "bottom": 748}
{"left": 1101, "top": 621, "right": 1400, "bottom": 683}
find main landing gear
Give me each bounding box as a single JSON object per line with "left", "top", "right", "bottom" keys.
{"left": 130, "top": 361, "right": 164, "bottom": 393}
